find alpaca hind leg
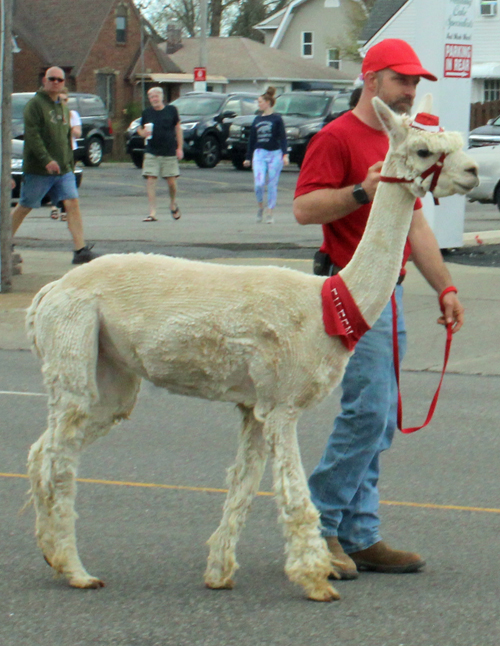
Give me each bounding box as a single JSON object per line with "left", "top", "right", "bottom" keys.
{"left": 266, "top": 408, "right": 339, "bottom": 601}
{"left": 29, "top": 356, "right": 141, "bottom": 588}
{"left": 205, "top": 405, "right": 268, "bottom": 590}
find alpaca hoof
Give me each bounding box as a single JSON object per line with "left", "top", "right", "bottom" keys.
{"left": 69, "top": 576, "right": 105, "bottom": 589}
{"left": 307, "top": 584, "right": 340, "bottom": 602}
{"left": 205, "top": 578, "right": 235, "bottom": 590}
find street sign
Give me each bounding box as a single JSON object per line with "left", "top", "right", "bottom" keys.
{"left": 444, "top": 43, "right": 472, "bottom": 78}
{"left": 194, "top": 67, "right": 206, "bottom": 82}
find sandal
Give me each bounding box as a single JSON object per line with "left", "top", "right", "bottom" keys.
{"left": 60, "top": 212, "right": 67, "bottom": 222}
{"left": 143, "top": 215, "right": 158, "bottom": 222}
{"left": 170, "top": 205, "right": 181, "bottom": 220}
{"left": 50, "top": 208, "right": 59, "bottom": 219}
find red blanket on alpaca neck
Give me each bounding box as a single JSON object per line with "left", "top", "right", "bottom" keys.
{"left": 321, "top": 275, "right": 370, "bottom": 351}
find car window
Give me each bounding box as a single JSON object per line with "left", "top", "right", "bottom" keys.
{"left": 241, "top": 97, "right": 259, "bottom": 115}
{"left": 12, "top": 94, "right": 34, "bottom": 119}
{"left": 491, "top": 116, "right": 500, "bottom": 127}
{"left": 172, "top": 96, "right": 225, "bottom": 116}
{"left": 78, "top": 96, "right": 106, "bottom": 117}
{"left": 330, "top": 95, "right": 350, "bottom": 114}
{"left": 224, "top": 97, "right": 242, "bottom": 116}
{"left": 274, "top": 94, "right": 330, "bottom": 117}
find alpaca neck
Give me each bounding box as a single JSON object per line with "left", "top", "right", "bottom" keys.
{"left": 340, "top": 158, "right": 416, "bottom": 327}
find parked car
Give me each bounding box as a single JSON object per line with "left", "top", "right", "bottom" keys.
{"left": 226, "top": 91, "right": 352, "bottom": 169}
{"left": 466, "top": 144, "right": 500, "bottom": 209}
{"left": 11, "top": 139, "right": 82, "bottom": 203}
{"left": 469, "top": 115, "right": 500, "bottom": 148}
{"left": 12, "top": 92, "right": 113, "bottom": 167}
{"left": 125, "top": 91, "right": 259, "bottom": 169}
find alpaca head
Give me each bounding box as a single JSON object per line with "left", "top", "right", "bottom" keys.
{"left": 372, "top": 95, "right": 479, "bottom": 200}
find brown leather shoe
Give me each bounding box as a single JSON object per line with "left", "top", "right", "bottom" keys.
{"left": 326, "top": 536, "right": 359, "bottom": 580}
{"left": 350, "top": 541, "right": 426, "bottom": 573}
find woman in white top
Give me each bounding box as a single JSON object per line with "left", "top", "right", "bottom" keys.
{"left": 50, "top": 89, "right": 82, "bottom": 220}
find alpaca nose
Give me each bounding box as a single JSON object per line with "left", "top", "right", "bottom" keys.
{"left": 466, "top": 164, "right": 478, "bottom": 177}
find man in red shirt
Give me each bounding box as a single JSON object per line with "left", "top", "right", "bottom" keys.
{"left": 294, "top": 39, "right": 464, "bottom": 579}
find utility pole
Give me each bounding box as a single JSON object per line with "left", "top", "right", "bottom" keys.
{"left": 195, "top": 0, "right": 208, "bottom": 91}
{"left": 0, "top": 0, "right": 13, "bottom": 293}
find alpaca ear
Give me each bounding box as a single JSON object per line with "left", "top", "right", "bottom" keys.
{"left": 372, "top": 97, "right": 406, "bottom": 147}
{"left": 415, "top": 93, "right": 433, "bottom": 115}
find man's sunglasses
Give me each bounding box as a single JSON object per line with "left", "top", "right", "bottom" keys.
{"left": 48, "top": 77, "right": 64, "bottom": 82}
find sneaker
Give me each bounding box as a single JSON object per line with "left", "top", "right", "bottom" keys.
{"left": 265, "top": 210, "right": 274, "bottom": 224}
{"left": 256, "top": 208, "right": 263, "bottom": 223}
{"left": 325, "top": 536, "right": 359, "bottom": 580}
{"left": 72, "top": 244, "right": 99, "bottom": 265}
{"left": 350, "top": 541, "right": 426, "bottom": 574}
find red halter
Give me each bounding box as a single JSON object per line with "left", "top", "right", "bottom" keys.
{"left": 379, "top": 113, "right": 446, "bottom": 205}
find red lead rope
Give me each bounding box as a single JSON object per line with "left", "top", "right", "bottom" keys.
{"left": 391, "top": 290, "right": 454, "bottom": 434}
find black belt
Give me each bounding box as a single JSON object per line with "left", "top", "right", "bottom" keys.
{"left": 313, "top": 250, "right": 405, "bottom": 284}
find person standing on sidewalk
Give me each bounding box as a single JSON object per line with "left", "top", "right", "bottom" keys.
{"left": 11, "top": 67, "right": 98, "bottom": 265}
{"left": 243, "top": 87, "right": 288, "bottom": 224}
{"left": 293, "top": 39, "right": 464, "bottom": 579}
{"left": 138, "top": 87, "right": 183, "bottom": 222}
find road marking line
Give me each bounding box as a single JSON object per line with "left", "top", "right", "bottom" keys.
{"left": 1, "top": 472, "right": 499, "bottom": 513}
{"left": 0, "top": 391, "right": 47, "bottom": 397}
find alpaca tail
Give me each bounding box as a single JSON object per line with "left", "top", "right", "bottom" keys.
{"left": 26, "top": 280, "right": 61, "bottom": 357}
{"left": 26, "top": 279, "right": 101, "bottom": 407}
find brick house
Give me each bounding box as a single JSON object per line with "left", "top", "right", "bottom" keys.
{"left": 12, "top": 0, "right": 182, "bottom": 153}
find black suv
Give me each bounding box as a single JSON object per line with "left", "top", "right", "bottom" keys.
{"left": 226, "top": 91, "right": 351, "bottom": 169}
{"left": 12, "top": 92, "right": 113, "bottom": 167}
{"left": 125, "top": 91, "right": 259, "bottom": 169}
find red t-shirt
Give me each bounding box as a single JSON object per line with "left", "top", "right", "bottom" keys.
{"left": 295, "top": 111, "right": 421, "bottom": 269}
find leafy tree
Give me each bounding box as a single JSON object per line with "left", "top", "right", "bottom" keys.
{"left": 229, "top": 0, "right": 267, "bottom": 41}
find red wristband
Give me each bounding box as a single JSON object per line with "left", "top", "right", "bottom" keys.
{"left": 439, "top": 286, "right": 458, "bottom": 312}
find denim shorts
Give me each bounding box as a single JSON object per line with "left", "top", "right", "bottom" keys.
{"left": 142, "top": 153, "right": 179, "bottom": 178}
{"left": 20, "top": 172, "right": 79, "bottom": 209}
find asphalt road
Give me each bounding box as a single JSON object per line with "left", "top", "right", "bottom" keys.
{"left": 13, "top": 160, "right": 500, "bottom": 260}
{"left": 2, "top": 349, "right": 500, "bottom": 646}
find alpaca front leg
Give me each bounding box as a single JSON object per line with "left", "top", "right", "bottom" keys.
{"left": 28, "top": 426, "right": 104, "bottom": 589}
{"left": 267, "top": 409, "right": 339, "bottom": 602}
{"left": 205, "top": 405, "right": 268, "bottom": 590}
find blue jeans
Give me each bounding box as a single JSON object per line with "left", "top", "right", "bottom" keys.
{"left": 308, "top": 284, "right": 407, "bottom": 554}
{"left": 252, "top": 148, "right": 284, "bottom": 209}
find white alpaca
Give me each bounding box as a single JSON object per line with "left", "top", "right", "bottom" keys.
{"left": 25, "top": 97, "right": 478, "bottom": 602}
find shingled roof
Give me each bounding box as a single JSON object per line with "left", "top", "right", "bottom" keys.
{"left": 360, "top": 0, "right": 409, "bottom": 43}
{"left": 12, "top": 0, "right": 180, "bottom": 75}
{"left": 167, "top": 37, "right": 353, "bottom": 83}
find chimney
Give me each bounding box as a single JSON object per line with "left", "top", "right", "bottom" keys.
{"left": 166, "top": 23, "right": 182, "bottom": 55}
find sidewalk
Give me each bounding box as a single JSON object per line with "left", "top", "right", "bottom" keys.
{"left": 2, "top": 247, "right": 500, "bottom": 378}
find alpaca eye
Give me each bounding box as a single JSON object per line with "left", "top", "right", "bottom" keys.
{"left": 417, "top": 149, "right": 431, "bottom": 158}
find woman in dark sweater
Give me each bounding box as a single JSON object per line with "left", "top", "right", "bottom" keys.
{"left": 243, "top": 87, "right": 288, "bottom": 223}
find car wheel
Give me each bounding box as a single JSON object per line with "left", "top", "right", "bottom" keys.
{"left": 196, "top": 135, "right": 221, "bottom": 168}
{"left": 84, "top": 137, "right": 104, "bottom": 167}
{"left": 131, "top": 151, "right": 144, "bottom": 169}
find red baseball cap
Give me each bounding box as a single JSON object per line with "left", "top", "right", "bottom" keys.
{"left": 362, "top": 39, "right": 437, "bottom": 82}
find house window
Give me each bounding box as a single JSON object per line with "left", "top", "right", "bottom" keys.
{"left": 302, "top": 32, "right": 313, "bottom": 57}
{"left": 116, "top": 4, "right": 127, "bottom": 43}
{"left": 484, "top": 79, "right": 500, "bottom": 101}
{"left": 480, "top": 0, "right": 497, "bottom": 16}
{"left": 327, "top": 48, "right": 340, "bottom": 69}
{"left": 96, "top": 73, "right": 116, "bottom": 116}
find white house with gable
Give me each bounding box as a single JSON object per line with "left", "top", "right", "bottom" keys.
{"left": 255, "top": 0, "right": 366, "bottom": 79}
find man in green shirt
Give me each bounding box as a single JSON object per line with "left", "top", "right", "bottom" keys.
{"left": 11, "top": 67, "right": 97, "bottom": 264}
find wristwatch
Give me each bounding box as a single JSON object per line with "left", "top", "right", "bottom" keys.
{"left": 352, "top": 183, "right": 371, "bottom": 205}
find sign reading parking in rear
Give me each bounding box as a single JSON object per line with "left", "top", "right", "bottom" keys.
{"left": 444, "top": 44, "right": 472, "bottom": 78}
